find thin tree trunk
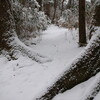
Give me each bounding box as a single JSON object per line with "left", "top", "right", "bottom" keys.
{"left": 52, "top": 0, "right": 58, "bottom": 23}
{"left": 61, "top": 0, "right": 64, "bottom": 16}
{"left": 67, "top": 0, "right": 74, "bottom": 9}
{"left": 79, "top": 0, "right": 87, "bottom": 46}
{"left": 36, "top": 32, "right": 100, "bottom": 100}
{"left": 94, "top": 4, "right": 100, "bottom": 26}
{"left": 91, "top": 0, "right": 95, "bottom": 5}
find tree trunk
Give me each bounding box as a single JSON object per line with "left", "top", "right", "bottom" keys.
{"left": 44, "top": 3, "right": 51, "bottom": 18}
{"left": 36, "top": 32, "right": 100, "bottom": 100}
{"left": 79, "top": 0, "right": 87, "bottom": 46}
{"left": 91, "top": 0, "right": 95, "bottom": 5}
{"left": 0, "top": 0, "right": 16, "bottom": 50}
{"left": 61, "top": 0, "right": 64, "bottom": 16}
{"left": 0, "top": 0, "right": 51, "bottom": 63}
{"left": 67, "top": 0, "right": 74, "bottom": 9}
{"left": 94, "top": 4, "right": 100, "bottom": 26}
{"left": 52, "top": 0, "right": 58, "bottom": 23}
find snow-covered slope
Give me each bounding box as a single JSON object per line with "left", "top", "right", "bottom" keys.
{"left": 0, "top": 25, "right": 99, "bottom": 100}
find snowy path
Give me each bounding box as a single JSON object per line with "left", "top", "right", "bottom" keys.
{"left": 0, "top": 25, "right": 99, "bottom": 100}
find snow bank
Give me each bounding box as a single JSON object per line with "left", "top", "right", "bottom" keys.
{"left": 0, "top": 25, "right": 84, "bottom": 100}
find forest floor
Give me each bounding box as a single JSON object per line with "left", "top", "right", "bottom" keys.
{"left": 0, "top": 25, "right": 100, "bottom": 100}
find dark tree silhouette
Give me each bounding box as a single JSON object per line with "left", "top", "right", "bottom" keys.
{"left": 61, "top": 0, "right": 65, "bottom": 16}
{"left": 79, "top": 0, "right": 87, "bottom": 46}
{"left": 67, "top": 0, "right": 74, "bottom": 9}
{"left": 52, "top": 0, "right": 58, "bottom": 23}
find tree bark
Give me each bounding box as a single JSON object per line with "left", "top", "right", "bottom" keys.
{"left": 36, "top": 32, "right": 100, "bottom": 100}
{"left": 52, "top": 0, "right": 58, "bottom": 23}
{"left": 0, "top": 0, "right": 51, "bottom": 63}
{"left": 79, "top": 0, "right": 87, "bottom": 46}
{"left": 0, "top": 0, "right": 16, "bottom": 50}
{"left": 44, "top": 2, "right": 51, "bottom": 18}
{"left": 94, "top": 4, "right": 100, "bottom": 26}
{"left": 61, "top": 0, "right": 65, "bottom": 16}
{"left": 67, "top": 0, "right": 74, "bottom": 9}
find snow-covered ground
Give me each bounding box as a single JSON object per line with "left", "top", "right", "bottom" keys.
{"left": 0, "top": 25, "right": 100, "bottom": 100}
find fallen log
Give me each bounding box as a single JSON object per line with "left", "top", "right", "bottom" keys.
{"left": 37, "top": 32, "right": 100, "bottom": 100}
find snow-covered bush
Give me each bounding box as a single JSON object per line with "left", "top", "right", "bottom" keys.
{"left": 12, "top": 0, "right": 50, "bottom": 41}
{"left": 30, "top": 9, "right": 51, "bottom": 36}
{"left": 58, "top": 9, "right": 78, "bottom": 29}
